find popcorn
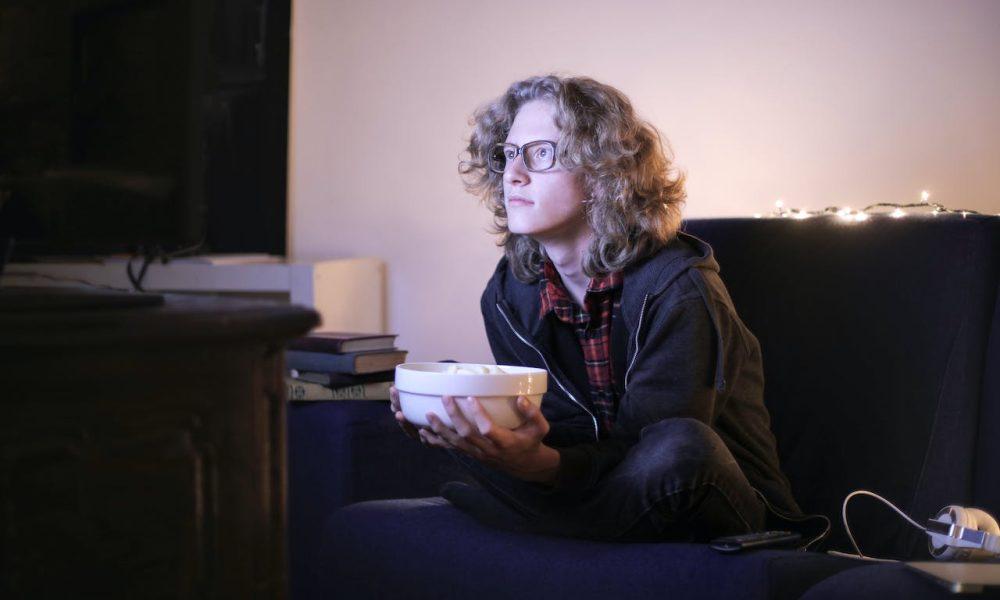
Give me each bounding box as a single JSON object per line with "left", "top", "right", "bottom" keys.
{"left": 445, "top": 364, "right": 502, "bottom": 375}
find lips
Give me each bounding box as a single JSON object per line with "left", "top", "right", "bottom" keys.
{"left": 507, "top": 195, "right": 534, "bottom": 207}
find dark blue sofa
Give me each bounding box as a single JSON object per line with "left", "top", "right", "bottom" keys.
{"left": 290, "top": 215, "right": 1000, "bottom": 599}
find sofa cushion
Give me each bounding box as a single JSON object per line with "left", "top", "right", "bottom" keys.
{"left": 321, "top": 498, "right": 863, "bottom": 600}
{"left": 977, "top": 286, "right": 1000, "bottom": 519}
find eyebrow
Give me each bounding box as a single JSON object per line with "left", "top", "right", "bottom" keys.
{"left": 500, "top": 138, "right": 558, "bottom": 145}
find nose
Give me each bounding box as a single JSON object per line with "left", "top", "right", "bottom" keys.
{"left": 503, "top": 151, "right": 529, "bottom": 186}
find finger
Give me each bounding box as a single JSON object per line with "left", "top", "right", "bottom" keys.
{"left": 442, "top": 396, "right": 476, "bottom": 439}
{"left": 427, "top": 413, "right": 486, "bottom": 457}
{"left": 514, "top": 397, "right": 548, "bottom": 435}
{"left": 420, "top": 426, "right": 450, "bottom": 446}
{"left": 458, "top": 397, "right": 510, "bottom": 448}
{"left": 390, "top": 386, "right": 400, "bottom": 411}
{"left": 422, "top": 427, "right": 469, "bottom": 454}
{"left": 448, "top": 397, "right": 500, "bottom": 456}
{"left": 426, "top": 412, "right": 461, "bottom": 445}
{"left": 420, "top": 428, "right": 449, "bottom": 449}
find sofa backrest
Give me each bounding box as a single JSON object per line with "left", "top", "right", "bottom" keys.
{"left": 682, "top": 215, "right": 1000, "bottom": 558}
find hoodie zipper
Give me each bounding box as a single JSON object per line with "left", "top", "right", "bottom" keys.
{"left": 496, "top": 302, "right": 600, "bottom": 442}
{"left": 624, "top": 293, "right": 650, "bottom": 390}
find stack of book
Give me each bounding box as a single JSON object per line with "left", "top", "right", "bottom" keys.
{"left": 285, "top": 332, "right": 406, "bottom": 401}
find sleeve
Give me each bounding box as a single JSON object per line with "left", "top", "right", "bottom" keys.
{"left": 552, "top": 295, "right": 720, "bottom": 492}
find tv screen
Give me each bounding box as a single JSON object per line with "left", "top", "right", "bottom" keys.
{"left": 0, "top": 0, "right": 204, "bottom": 256}
{"left": 0, "top": 0, "right": 288, "bottom": 260}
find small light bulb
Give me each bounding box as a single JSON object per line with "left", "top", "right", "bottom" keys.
{"left": 921, "top": 190, "right": 930, "bottom": 203}
{"left": 793, "top": 210, "right": 810, "bottom": 220}
{"left": 962, "top": 211, "right": 969, "bottom": 218}
{"left": 837, "top": 207, "right": 853, "bottom": 221}
{"left": 891, "top": 208, "right": 906, "bottom": 218}
{"left": 854, "top": 212, "right": 869, "bottom": 222}
{"left": 775, "top": 199, "right": 784, "bottom": 208}
{"left": 753, "top": 213, "right": 763, "bottom": 219}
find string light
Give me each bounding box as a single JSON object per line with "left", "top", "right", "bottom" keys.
{"left": 759, "top": 191, "right": 989, "bottom": 221}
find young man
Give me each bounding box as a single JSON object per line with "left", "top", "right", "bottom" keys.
{"left": 389, "top": 75, "right": 805, "bottom": 542}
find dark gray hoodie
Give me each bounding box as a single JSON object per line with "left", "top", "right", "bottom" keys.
{"left": 479, "top": 231, "right": 802, "bottom": 517}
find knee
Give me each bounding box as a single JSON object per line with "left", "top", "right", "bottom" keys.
{"left": 640, "top": 417, "right": 723, "bottom": 453}
{"left": 626, "top": 418, "right": 733, "bottom": 482}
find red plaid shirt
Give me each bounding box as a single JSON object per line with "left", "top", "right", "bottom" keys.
{"left": 539, "top": 260, "right": 623, "bottom": 434}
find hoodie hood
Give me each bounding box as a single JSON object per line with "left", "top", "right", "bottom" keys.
{"left": 485, "top": 230, "right": 729, "bottom": 395}
{"left": 488, "top": 230, "right": 721, "bottom": 334}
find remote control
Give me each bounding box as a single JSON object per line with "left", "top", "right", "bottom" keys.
{"left": 709, "top": 530, "right": 802, "bottom": 553}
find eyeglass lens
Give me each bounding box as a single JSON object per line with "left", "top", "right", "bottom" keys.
{"left": 489, "top": 141, "right": 556, "bottom": 173}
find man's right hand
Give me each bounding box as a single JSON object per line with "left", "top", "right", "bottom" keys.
{"left": 390, "top": 385, "right": 420, "bottom": 441}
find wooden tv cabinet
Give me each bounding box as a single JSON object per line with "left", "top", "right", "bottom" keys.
{"left": 0, "top": 292, "right": 318, "bottom": 598}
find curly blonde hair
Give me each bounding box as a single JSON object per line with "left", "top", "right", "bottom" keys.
{"left": 459, "top": 75, "right": 686, "bottom": 283}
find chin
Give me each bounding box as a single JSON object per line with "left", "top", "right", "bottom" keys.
{"left": 505, "top": 218, "right": 537, "bottom": 237}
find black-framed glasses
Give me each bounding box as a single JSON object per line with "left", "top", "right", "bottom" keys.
{"left": 488, "top": 140, "right": 558, "bottom": 173}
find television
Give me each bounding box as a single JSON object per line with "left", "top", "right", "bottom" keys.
{"left": 0, "top": 0, "right": 289, "bottom": 262}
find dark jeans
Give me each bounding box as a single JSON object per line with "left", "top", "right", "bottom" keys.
{"left": 443, "top": 417, "right": 769, "bottom": 543}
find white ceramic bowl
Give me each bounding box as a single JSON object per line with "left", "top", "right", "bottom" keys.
{"left": 395, "top": 362, "right": 547, "bottom": 429}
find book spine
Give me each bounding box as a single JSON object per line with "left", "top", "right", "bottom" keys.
{"left": 323, "top": 370, "right": 396, "bottom": 386}
{"left": 285, "top": 379, "right": 390, "bottom": 401}
{"left": 329, "top": 384, "right": 390, "bottom": 401}
{"left": 290, "top": 369, "right": 396, "bottom": 387}
{"left": 288, "top": 339, "right": 348, "bottom": 353}
{"left": 288, "top": 336, "right": 397, "bottom": 353}
{"left": 285, "top": 350, "right": 356, "bottom": 374}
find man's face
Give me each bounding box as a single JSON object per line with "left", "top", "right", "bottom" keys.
{"left": 502, "top": 100, "right": 589, "bottom": 242}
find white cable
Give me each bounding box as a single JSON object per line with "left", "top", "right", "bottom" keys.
{"left": 840, "top": 490, "right": 928, "bottom": 562}
{"left": 826, "top": 549, "right": 897, "bottom": 562}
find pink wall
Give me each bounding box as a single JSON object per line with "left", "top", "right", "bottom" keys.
{"left": 289, "top": 0, "right": 1000, "bottom": 363}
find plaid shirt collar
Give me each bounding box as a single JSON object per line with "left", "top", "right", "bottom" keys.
{"left": 539, "top": 259, "right": 623, "bottom": 318}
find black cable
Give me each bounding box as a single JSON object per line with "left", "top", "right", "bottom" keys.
{"left": 0, "top": 237, "right": 13, "bottom": 284}
{"left": 126, "top": 246, "right": 157, "bottom": 292}
{"left": 125, "top": 235, "right": 208, "bottom": 292}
